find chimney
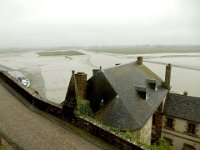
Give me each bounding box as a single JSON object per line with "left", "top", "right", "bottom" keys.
{"left": 75, "top": 72, "right": 87, "bottom": 99}
{"left": 183, "top": 91, "right": 188, "bottom": 96}
{"left": 164, "top": 64, "right": 172, "bottom": 89}
{"left": 92, "top": 69, "right": 99, "bottom": 76}
{"left": 137, "top": 56, "right": 143, "bottom": 65}
{"left": 100, "top": 66, "right": 102, "bottom": 70}
{"left": 135, "top": 85, "right": 148, "bottom": 100}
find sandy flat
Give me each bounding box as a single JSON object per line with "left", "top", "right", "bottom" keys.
{"left": 0, "top": 49, "right": 200, "bottom": 103}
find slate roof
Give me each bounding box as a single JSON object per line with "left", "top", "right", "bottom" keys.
{"left": 87, "top": 62, "right": 168, "bottom": 131}
{"left": 164, "top": 93, "right": 200, "bottom": 123}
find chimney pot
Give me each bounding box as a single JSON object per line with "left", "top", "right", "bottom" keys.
{"left": 183, "top": 91, "right": 188, "bottom": 96}
{"left": 137, "top": 57, "right": 143, "bottom": 65}
{"left": 75, "top": 72, "right": 87, "bottom": 99}
{"left": 77, "top": 72, "right": 85, "bottom": 75}
{"left": 100, "top": 66, "right": 102, "bottom": 70}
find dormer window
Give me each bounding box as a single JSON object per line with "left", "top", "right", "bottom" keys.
{"left": 135, "top": 86, "right": 148, "bottom": 100}
{"left": 146, "top": 79, "right": 157, "bottom": 91}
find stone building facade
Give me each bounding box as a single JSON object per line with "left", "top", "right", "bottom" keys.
{"left": 161, "top": 116, "right": 200, "bottom": 150}
{"left": 153, "top": 92, "right": 200, "bottom": 150}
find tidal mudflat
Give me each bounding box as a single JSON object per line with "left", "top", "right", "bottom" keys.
{"left": 0, "top": 49, "right": 199, "bottom": 103}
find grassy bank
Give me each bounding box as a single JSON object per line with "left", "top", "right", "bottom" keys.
{"left": 37, "top": 50, "right": 84, "bottom": 56}
{"left": 87, "top": 45, "right": 200, "bottom": 54}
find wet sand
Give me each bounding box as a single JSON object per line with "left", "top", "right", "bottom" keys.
{"left": 0, "top": 49, "right": 199, "bottom": 103}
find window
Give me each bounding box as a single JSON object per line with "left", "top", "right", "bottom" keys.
{"left": 183, "top": 143, "right": 196, "bottom": 150}
{"left": 166, "top": 118, "right": 173, "bottom": 129}
{"left": 187, "top": 123, "right": 196, "bottom": 134}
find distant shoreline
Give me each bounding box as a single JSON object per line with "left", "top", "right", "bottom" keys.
{"left": 1, "top": 45, "right": 200, "bottom": 54}
{"left": 87, "top": 45, "right": 200, "bottom": 54}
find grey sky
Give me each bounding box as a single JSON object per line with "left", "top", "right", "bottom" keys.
{"left": 0, "top": 0, "right": 199, "bottom": 48}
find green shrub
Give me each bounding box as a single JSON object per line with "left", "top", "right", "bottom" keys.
{"left": 152, "top": 139, "right": 173, "bottom": 150}
{"left": 77, "top": 99, "right": 93, "bottom": 116}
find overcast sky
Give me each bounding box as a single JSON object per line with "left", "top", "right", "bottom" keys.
{"left": 0, "top": 0, "right": 199, "bottom": 48}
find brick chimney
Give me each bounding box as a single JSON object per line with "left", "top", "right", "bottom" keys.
{"left": 137, "top": 56, "right": 143, "bottom": 65}
{"left": 75, "top": 72, "right": 87, "bottom": 99}
{"left": 164, "top": 64, "right": 172, "bottom": 89}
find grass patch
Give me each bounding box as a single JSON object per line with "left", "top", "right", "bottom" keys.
{"left": 0, "top": 145, "right": 6, "bottom": 150}
{"left": 87, "top": 45, "right": 200, "bottom": 54}
{"left": 152, "top": 139, "right": 173, "bottom": 150}
{"left": 37, "top": 50, "right": 84, "bottom": 56}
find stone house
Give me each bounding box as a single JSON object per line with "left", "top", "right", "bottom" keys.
{"left": 86, "top": 57, "right": 170, "bottom": 145}
{"left": 64, "top": 56, "right": 200, "bottom": 149}
{"left": 153, "top": 92, "right": 200, "bottom": 150}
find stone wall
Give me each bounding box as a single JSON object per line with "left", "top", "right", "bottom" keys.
{"left": 162, "top": 115, "right": 200, "bottom": 150}
{"left": 72, "top": 116, "right": 143, "bottom": 150}
{"left": 139, "top": 117, "right": 152, "bottom": 145}
{"left": 0, "top": 71, "right": 63, "bottom": 117}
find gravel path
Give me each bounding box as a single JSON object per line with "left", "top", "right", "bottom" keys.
{"left": 0, "top": 81, "right": 114, "bottom": 150}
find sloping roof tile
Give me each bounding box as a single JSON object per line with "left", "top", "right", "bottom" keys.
{"left": 164, "top": 93, "right": 200, "bottom": 123}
